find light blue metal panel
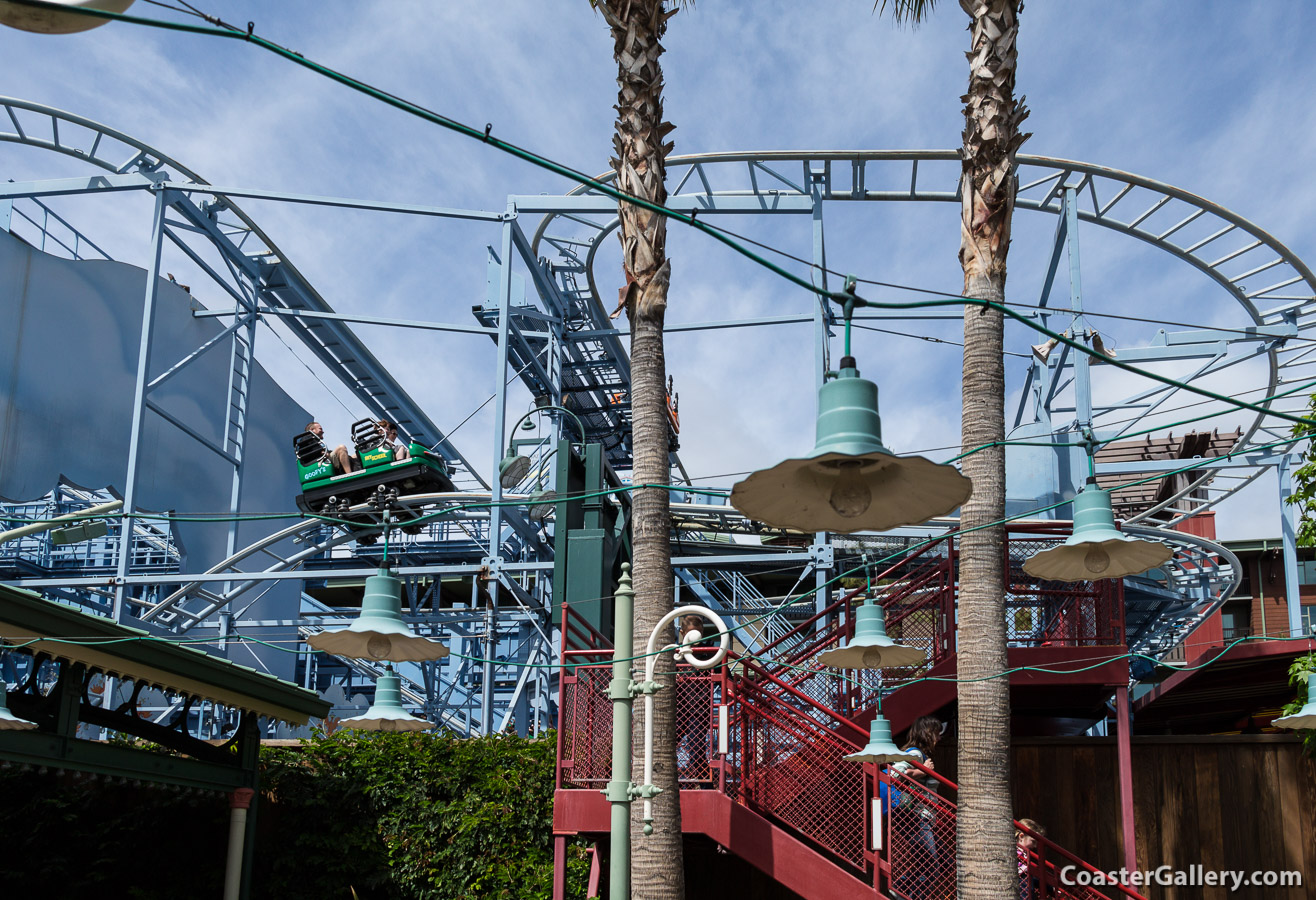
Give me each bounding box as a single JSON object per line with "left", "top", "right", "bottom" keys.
{"left": 0, "top": 229, "right": 309, "bottom": 680}
{"left": 1004, "top": 424, "right": 1067, "bottom": 519}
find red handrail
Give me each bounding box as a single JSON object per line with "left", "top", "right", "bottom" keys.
{"left": 882, "top": 755, "right": 1151, "bottom": 900}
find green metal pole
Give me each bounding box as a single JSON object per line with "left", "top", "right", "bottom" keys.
{"left": 604, "top": 562, "right": 635, "bottom": 900}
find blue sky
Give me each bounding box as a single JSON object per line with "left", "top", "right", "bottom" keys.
{"left": 2, "top": 0, "right": 1314, "bottom": 540}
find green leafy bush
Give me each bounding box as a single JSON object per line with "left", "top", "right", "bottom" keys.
{"left": 257, "top": 729, "right": 595, "bottom": 899}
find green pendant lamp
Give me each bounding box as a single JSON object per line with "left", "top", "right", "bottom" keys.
{"left": 308, "top": 569, "right": 450, "bottom": 662}
{"left": 0, "top": 684, "right": 36, "bottom": 731}
{"left": 818, "top": 599, "right": 926, "bottom": 669}
{"left": 499, "top": 445, "right": 531, "bottom": 489}
{"left": 731, "top": 357, "right": 972, "bottom": 534}
{"left": 1022, "top": 483, "right": 1172, "bottom": 582}
{"left": 1273, "top": 700, "right": 1316, "bottom": 730}
{"left": 528, "top": 489, "right": 558, "bottom": 522}
{"left": 844, "top": 712, "right": 912, "bottom": 764}
{"left": 340, "top": 666, "right": 436, "bottom": 732}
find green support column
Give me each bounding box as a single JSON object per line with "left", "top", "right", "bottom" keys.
{"left": 604, "top": 563, "right": 635, "bottom": 900}
{"left": 552, "top": 441, "right": 618, "bottom": 636}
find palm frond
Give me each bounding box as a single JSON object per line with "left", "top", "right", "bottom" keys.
{"left": 874, "top": 0, "right": 938, "bottom": 26}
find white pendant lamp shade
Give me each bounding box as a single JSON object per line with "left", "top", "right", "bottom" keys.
{"left": 1022, "top": 488, "right": 1172, "bottom": 582}
{"left": 844, "top": 713, "right": 911, "bottom": 764}
{"left": 0, "top": 685, "right": 36, "bottom": 731}
{"left": 340, "top": 667, "right": 436, "bottom": 732}
{"left": 0, "top": 0, "right": 134, "bottom": 34}
{"left": 817, "top": 601, "right": 927, "bottom": 669}
{"left": 308, "top": 569, "right": 450, "bottom": 662}
{"left": 731, "top": 360, "right": 971, "bottom": 534}
{"left": 1273, "top": 699, "right": 1316, "bottom": 730}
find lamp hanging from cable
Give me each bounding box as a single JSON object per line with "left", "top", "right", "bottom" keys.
{"left": 731, "top": 279, "right": 972, "bottom": 534}
{"left": 308, "top": 510, "right": 449, "bottom": 662}
{"left": 0, "top": 0, "right": 135, "bottom": 34}
{"left": 818, "top": 596, "right": 927, "bottom": 669}
{"left": 308, "top": 567, "right": 450, "bottom": 661}
{"left": 1022, "top": 478, "right": 1172, "bottom": 582}
{"left": 844, "top": 711, "right": 911, "bottom": 764}
{"left": 340, "top": 665, "right": 436, "bottom": 732}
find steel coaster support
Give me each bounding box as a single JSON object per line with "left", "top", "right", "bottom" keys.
{"left": 1277, "top": 453, "right": 1305, "bottom": 637}
{"left": 222, "top": 281, "right": 259, "bottom": 602}
{"left": 809, "top": 168, "right": 836, "bottom": 626}
{"left": 1064, "top": 186, "right": 1095, "bottom": 437}
{"left": 482, "top": 209, "right": 518, "bottom": 735}
{"left": 113, "top": 187, "right": 169, "bottom": 623}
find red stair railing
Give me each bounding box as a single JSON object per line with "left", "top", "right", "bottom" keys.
{"left": 554, "top": 525, "right": 1137, "bottom": 898}
{"left": 876, "top": 756, "right": 1149, "bottom": 900}
{"left": 752, "top": 526, "right": 1124, "bottom": 725}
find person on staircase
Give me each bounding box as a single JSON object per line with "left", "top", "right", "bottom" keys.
{"left": 1017, "top": 819, "right": 1047, "bottom": 899}
{"left": 891, "top": 715, "right": 945, "bottom": 900}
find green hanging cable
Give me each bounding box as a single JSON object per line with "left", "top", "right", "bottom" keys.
{"left": 12, "top": 0, "right": 1314, "bottom": 433}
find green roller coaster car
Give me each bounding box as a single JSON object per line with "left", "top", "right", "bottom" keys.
{"left": 293, "top": 419, "right": 456, "bottom": 531}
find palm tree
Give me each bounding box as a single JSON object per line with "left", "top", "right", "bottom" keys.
{"left": 882, "top": 1, "right": 1028, "bottom": 896}
{"left": 955, "top": 1, "right": 1029, "bottom": 898}
{"left": 594, "top": 1, "right": 684, "bottom": 896}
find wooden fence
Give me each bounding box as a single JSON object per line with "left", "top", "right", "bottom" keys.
{"left": 936, "top": 735, "right": 1314, "bottom": 900}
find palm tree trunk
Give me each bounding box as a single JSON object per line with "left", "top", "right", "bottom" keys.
{"left": 599, "top": 2, "right": 683, "bottom": 897}
{"left": 957, "top": 1, "right": 1028, "bottom": 898}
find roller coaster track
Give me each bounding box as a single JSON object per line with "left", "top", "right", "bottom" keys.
{"left": 136, "top": 491, "right": 531, "bottom": 632}
{"left": 1121, "top": 523, "right": 1242, "bottom": 660}
{"left": 532, "top": 150, "right": 1316, "bottom": 528}
{"left": 7, "top": 103, "right": 1298, "bottom": 670}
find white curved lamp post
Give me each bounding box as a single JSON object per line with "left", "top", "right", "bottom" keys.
{"left": 635, "top": 605, "right": 731, "bottom": 834}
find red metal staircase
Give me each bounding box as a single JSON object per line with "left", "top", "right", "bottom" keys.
{"left": 552, "top": 526, "right": 1145, "bottom": 899}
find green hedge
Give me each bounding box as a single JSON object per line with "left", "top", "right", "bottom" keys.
{"left": 256, "top": 729, "right": 594, "bottom": 899}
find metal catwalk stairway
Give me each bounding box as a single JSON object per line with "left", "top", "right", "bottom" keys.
{"left": 553, "top": 520, "right": 1236, "bottom": 897}
{"left": 553, "top": 606, "right": 1148, "bottom": 900}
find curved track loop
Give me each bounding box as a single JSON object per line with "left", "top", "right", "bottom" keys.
{"left": 138, "top": 493, "right": 523, "bottom": 631}
{"left": 532, "top": 151, "right": 1316, "bottom": 527}
{"left": 1121, "top": 524, "right": 1241, "bottom": 659}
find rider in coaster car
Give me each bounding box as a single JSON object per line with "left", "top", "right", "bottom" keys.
{"left": 307, "top": 421, "right": 360, "bottom": 473}
{"left": 377, "top": 419, "right": 410, "bottom": 461}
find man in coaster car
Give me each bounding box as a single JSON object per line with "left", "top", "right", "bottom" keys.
{"left": 307, "top": 421, "right": 360, "bottom": 473}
